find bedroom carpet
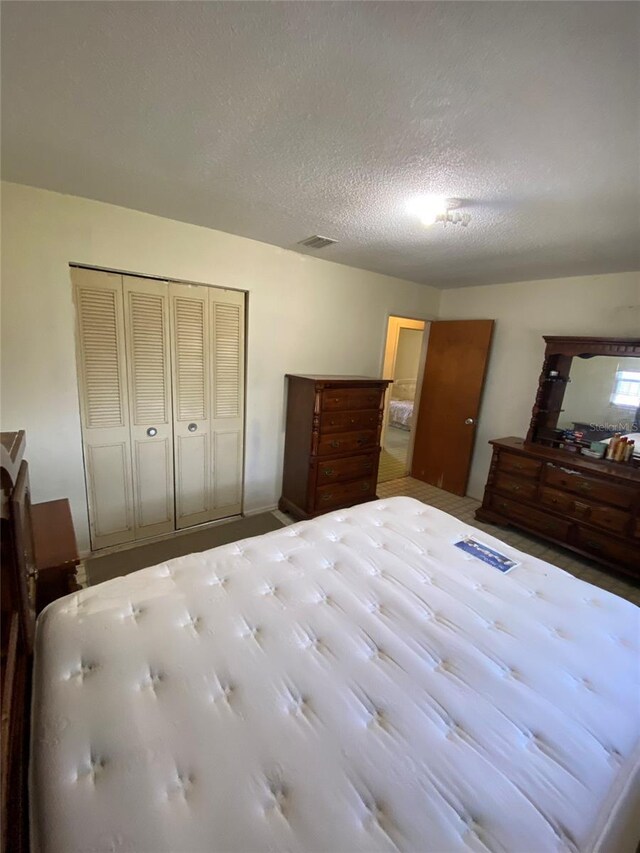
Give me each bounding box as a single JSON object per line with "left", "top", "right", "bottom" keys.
{"left": 85, "top": 512, "right": 285, "bottom": 586}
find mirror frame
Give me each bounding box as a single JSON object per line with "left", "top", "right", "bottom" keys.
{"left": 526, "top": 336, "right": 640, "bottom": 451}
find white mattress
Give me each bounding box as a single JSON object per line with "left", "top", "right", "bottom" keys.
{"left": 31, "top": 497, "right": 640, "bottom": 853}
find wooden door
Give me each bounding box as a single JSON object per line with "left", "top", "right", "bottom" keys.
{"left": 72, "top": 268, "right": 135, "bottom": 549}
{"left": 411, "top": 320, "right": 494, "bottom": 495}
{"left": 123, "top": 276, "right": 175, "bottom": 538}
{"left": 210, "top": 289, "right": 245, "bottom": 518}
{"left": 170, "top": 282, "right": 212, "bottom": 528}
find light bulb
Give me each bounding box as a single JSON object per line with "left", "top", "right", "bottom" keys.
{"left": 406, "top": 195, "right": 450, "bottom": 227}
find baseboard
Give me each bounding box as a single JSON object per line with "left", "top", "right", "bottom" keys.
{"left": 243, "top": 504, "right": 278, "bottom": 517}
{"left": 86, "top": 513, "right": 243, "bottom": 559}
{"left": 85, "top": 506, "right": 283, "bottom": 559}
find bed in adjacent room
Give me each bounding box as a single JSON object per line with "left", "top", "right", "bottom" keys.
{"left": 388, "top": 379, "right": 416, "bottom": 430}
{"left": 30, "top": 497, "right": 640, "bottom": 853}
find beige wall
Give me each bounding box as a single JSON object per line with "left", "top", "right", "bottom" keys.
{"left": 439, "top": 272, "right": 640, "bottom": 499}
{"left": 2, "top": 181, "right": 638, "bottom": 549}
{"left": 394, "top": 328, "right": 423, "bottom": 382}
{"left": 1, "top": 182, "right": 440, "bottom": 551}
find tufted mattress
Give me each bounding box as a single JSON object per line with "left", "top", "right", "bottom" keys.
{"left": 31, "top": 497, "right": 640, "bottom": 853}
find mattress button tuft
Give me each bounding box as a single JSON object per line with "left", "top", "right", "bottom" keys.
{"left": 77, "top": 754, "right": 107, "bottom": 783}
{"left": 167, "top": 772, "right": 195, "bottom": 801}
{"left": 183, "top": 615, "right": 202, "bottom": 633}
{"left": 265, "top": 779, "right": 289, "bottom": 815}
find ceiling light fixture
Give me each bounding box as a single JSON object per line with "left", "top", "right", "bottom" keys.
{"left": 407, "top": 195, "right": 471, "bottom": 227}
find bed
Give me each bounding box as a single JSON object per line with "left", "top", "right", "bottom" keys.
{"left": 388, "top": 379, "right": 416, "bottom": 430}
{"left": 30, "top": 497, "right": 640, "bottom": 852}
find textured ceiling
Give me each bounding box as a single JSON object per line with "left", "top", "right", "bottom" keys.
{"left": 2, "top": 1, "right": 639, "bottom": 288}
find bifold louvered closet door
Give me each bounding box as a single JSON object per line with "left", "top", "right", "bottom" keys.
{"left": 72, "top": 268, "right": 245, "bottom": 550}
{"left": 170, "top": 284, "right": 245, "bottom": 528}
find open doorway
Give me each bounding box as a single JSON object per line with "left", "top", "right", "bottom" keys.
{"left": 378, "top": 316, "right": 428, "bottom": 483}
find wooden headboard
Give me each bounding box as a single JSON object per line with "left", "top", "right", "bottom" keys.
{"left": 1, "top": 430, "right": 35, "bottom": 853}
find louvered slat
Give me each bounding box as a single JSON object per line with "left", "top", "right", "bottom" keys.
{"left": 79, "top": 288, "right": 124, "bottom": 428}
{"left": 175, "top": 297, "right": 206, "bottom": 420}
{"left": 213, "top": 303, "right": 241, "bottom": 418}
{"left": 129, "top": 292, "right": 167, "bottom": 424}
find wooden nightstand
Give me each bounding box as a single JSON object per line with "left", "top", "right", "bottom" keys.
{"left": 32, "top": 499, "right": 81, "bottom": 612}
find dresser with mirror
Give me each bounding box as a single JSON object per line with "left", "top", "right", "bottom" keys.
{"left": 476, "top": 336, "right": 640, "bottom": 578}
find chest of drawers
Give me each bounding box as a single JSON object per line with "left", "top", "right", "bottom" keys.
{"left": 476, "top": 437, "right": 640, "bottom": 578}
{"left": 279, "top": 375, "right": 391, "bottom": 520}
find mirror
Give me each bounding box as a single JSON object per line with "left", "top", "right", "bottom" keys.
{"left": 558, "top": 356, "right": 640, "bottom": 442}
{"left": 527, "top": 336, "right": 640, "bottom": 460}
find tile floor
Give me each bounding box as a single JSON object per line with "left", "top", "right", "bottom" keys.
{"left": 377, "top": 476, "right": 640, "bottom": 606}
{"left": 378, "top": 426, "right": 410, "bottom": 482}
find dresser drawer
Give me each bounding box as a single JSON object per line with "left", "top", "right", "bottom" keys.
{"left": 316, "top": 453, "right": 376, "bottom": 485}
{"left": 491, "top": 495, "right": 571, "bottom": 540}
{"left": 539, "top": 486, "right": 575, "bottom": 515}
{"left": 540, "top": 487, "right": 629, "bottom": 533}
{"left": 497, "top": 452, "right": 541, "bottom": 479}
{"left": 321, "top": 388, "right": 383, "bottom": 412}
{"left": 544, "top": 465, "right": 635, "bottom": 509}
{"left": 317, "top": 430, "right": 377, "bottom": 456}
{"left": 575, "top": 527, "right": 639, "bottom": 570}
{"left": 494, "top": 472, "right": 537, "bottom": 501}
{"left": 315, "top": 478, "right": 376, "bottom": 511}
{"left": 588, "top": 504, "right": 631, "bottom": 535}
{"left": 321, "top": 410, "right": 379, "bottom": 434}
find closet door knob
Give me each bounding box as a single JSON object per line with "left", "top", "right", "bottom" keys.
{"left": 188, "top": 423, "right": 198, "bottom": 432}
{"left": 465, "top": 418, "right": 475, "bottom": 425}
{"left": 146, "top": 427, "right": 158, "bottom": 437}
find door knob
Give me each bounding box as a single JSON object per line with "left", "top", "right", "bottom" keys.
{"left": 146, "top": 427, "right": 158, "bottom": 437}
{"left": 188, "top": 423, "right": 198, "bottom": 432}
{"left": 465, "top": 418, "right": 475, "bottom": 425}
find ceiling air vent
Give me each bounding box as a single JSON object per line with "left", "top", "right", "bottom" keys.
{"left": 297, "top": 235, "right": 338, "bottom": 250}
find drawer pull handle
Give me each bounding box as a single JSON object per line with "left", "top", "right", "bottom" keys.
{"left": 511, "top": 485, "right": 520, "bottom": 491}
{"left": 350, "top": 418, "right": 356, "bottom": 424}
{"left": 578, "top": 482, "right": 591, "bottom": 491}
{"left": 322, "top": 494, "right": 334, "bottom": 502}
{"left": 323, "top": 468, "right": 334, "bottom": 476}
{"left": 357, "top": 438, "right": 366, "bottom": 445}
{"left": 364, "top": 463, "right": 373, "bottom": 470}
{"left": 361, "top": 482, "right": 370, "bottom": 491}
{"left": 330, "top": 441, "right": 340, "bottom": 448}
{"left": 584, "top": 539, "right": 602, "bottom": 551}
